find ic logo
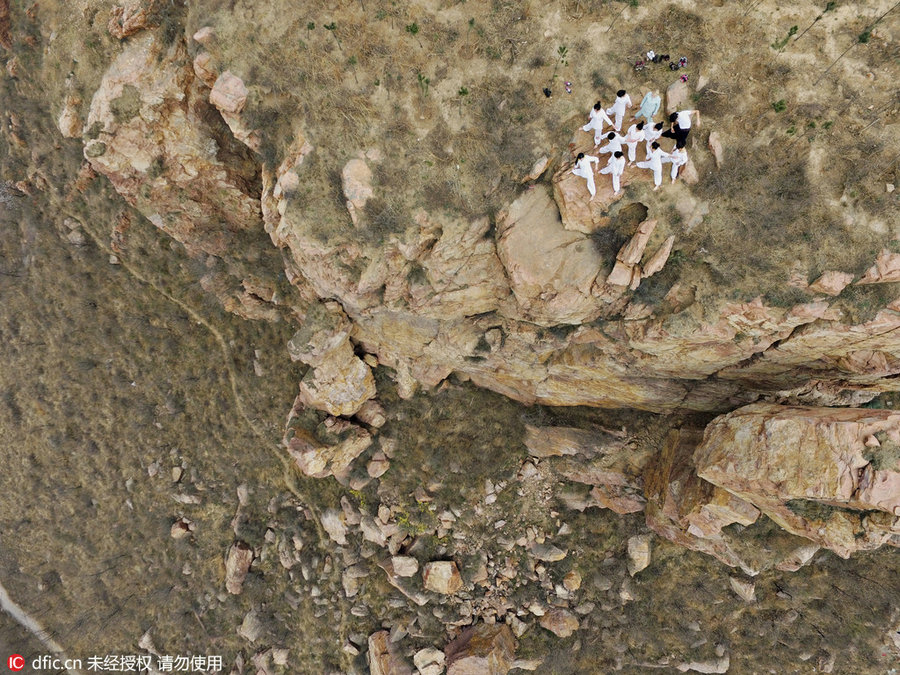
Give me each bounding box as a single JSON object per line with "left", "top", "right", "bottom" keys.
{"left": 7, "top": 654, "right": 25, "bottom": 671}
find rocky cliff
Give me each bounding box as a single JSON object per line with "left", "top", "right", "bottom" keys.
{"left": 2, "top": 0, "right": 899, "bottom": 671}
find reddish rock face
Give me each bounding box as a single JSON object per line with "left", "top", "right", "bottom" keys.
{"left": 694, "top": 403, "right": 900, "bottom": 558}
{"left": 444, "top": 623, "right": 516, "bottom": 675}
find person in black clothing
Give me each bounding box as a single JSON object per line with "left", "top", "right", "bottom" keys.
{"left": 660, "top": 113, "right": 689, "bottom": 148}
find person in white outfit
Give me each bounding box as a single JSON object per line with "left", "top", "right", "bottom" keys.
{"left": 664, "top": 146, "right": 688, "bottom": 183}
{"left": 597, "top": 131, "right": 625, "bottom": 156}
{"left": 572, "top": 152, "right": 600, "bottom": 199}
{"left": 622, "top": 121, "right": 646, "bottom": 164}
{"left": 599, "top": 150, "right": 626, "bottom": 195}
{"left": 636, "top": 142, "right": 671, "bottom": 190}
{"left": 582, "top": 101, "right": 614, "bottom": 145}
{"left": 606, "top": 89, "right": 632, "bottom": 131}
{"left": 644, "top": 121, "right": 664, "bottom": 156}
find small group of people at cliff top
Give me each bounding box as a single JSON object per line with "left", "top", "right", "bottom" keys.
{"left": 572, "top": 88, "right": 699, "bottom": 200}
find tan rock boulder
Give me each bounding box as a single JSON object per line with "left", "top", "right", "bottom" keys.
{"left": 627, "top": 534, "right": 651, "bottom": 575}
{"left": 808, "top": 271, "right": 853, "bottom": 296}
{"left": 522, "top": 155, "right": 550, "bottom": 182}
{"left": 423, "top": 561, "right": 463, "bottom": 594}
{"left": 694, "top": 403, "right": 900, "bottom": 557}
{"left": 643, "top": 428, "right": 807, "bottom": 575}
{"left": 414, "top": 648, "right": 445, "bottom": 675}
{"left": 539, "top": 609, "right": 579, "bottom": 638}
{"left": 369, "top": 631, "right": 413, "bottom": 675}
{"left": 192, "top": 52, "right": 218, "bottom": 89}
{"left": 605, "top": 259, "right": 637, "bottom": 288}
{"left": 618, "top": 219, "right": 657, "bottom": 266}
{"left": 84, "top": 34, "right": 261, "bottom": 257}
{"left": 288, "top": 302, "right": 375, "bottom": 416}
{"left": 418, "top": 213, "right": 510, "bottom": 319}
{"left": 342, "top": 158, "right": 374, "bottom": 226}
{"left": 58, "top": 94, "right": 83, "bottom": 139}
{"left": 539, "top": 422, "right": 652, "bottom": 514}
{"left": 496, "top": 186, "right": 602, "bottom": 326}
{"left": 445, "top": 623, "right": 516, "bottom": 675}
{"left": 208, "top": 70, "right": 260, "bottom": 152}
{"left": 642, "top": 235, "right": 675, "bottom": 279}
{"left": 225, "top": 541, "right": 253, "bottom": 594}
{"left": 524, "top": 424, "right": 628, "bottom": 458}
{"left": 192, "top": 26, "right": 216, "bottom": 46}
{"left": 707, "top": 131, "right": 724, "bottom": 168}
{"left": 284, "top": 396, "right": 373, "bottom": 478}
{"left": 298, "top": 356, "right": 376, "bottom": 417}
{"left": 857, "top": 249, "right": 900, "bottom": 284}
{"left": 209, "top": 70, "right": 248, "bottom": 114}
{"left": 666, "top": 79, "right": 690, "bottom": 115}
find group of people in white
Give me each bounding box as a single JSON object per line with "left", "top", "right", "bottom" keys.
{"left": 572, "top": 88, "right": 699, "bottom": 199}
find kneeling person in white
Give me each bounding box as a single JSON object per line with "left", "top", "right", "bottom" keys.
{"left": 623, "top": 121, "right": 646, "bottom": 164}
{"left": 664, "top": 147, "right": 688, "bottom": 183}
{"left": 597, "top": 131, "right": 625, "bottom": 156}
{"left": 599, "top": 150, "right": 626, "bottom": 195}
{"left": 572, "top": 152, "right": 600, "bottom": 199}
{"left": 636, "top": 142, "right": 671, "bottom": 191}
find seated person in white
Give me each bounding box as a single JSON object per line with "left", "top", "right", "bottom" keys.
{"left": 644, "top": 122, "right": 664, "bottom": 156}
{"left": 636, "top": 142, "right": 671, "bottom": 191}
{"left": 605, "top": 89, "right": 632, "bottom": 131}
{"left": 622, "top": 121, "right": 646, "bottom": 164}
{"left": 582, "top": 101, "right": 614, "bottom": 145}
{"left": 663, "top": 146, "right": 688, "bottom": 183}
{"left": 572, "top": 152, "right": 600, "bottom": 199}
{"left": 599, "top": 150, "right": 626, "bottom": 195}
{"left": 597, "top": 131, "right": 625, "bottom": 156}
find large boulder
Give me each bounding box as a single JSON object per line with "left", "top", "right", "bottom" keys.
{"left": 288, "top": 302, "right": 375, "bottom": 417}
{"left": 496, "top": 185, "right": 603, "bottom": 326}
{"left": 84, "top": 33, "right": 261, "bottom": 257}
{"left": 644, "top": 428, "right": 820, "bottom": 575}
{"left": 694, "top": 403, "right": 900, "bottom": 557}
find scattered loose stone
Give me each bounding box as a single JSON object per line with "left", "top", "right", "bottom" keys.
{"left": 321, "top": 509, "right": 348, "bottom": 546}
{"left": 413, "top": 647, "right": 445, "bottom": 675}
{"left": 423, "top": 561, "right": 463, "bottom": 595}
{"left": 357, "top": 399, "right": 387, "bottom": 428}
{"left": 563, "top": 570, "right": 582, "bottom": 592}
{"left": 521, "top": 155, "right": 550, "bottom": 183}
{"left": 392, "top": 556, "right": 419, "bottom": 577}
{"left": 527, "top": 541, "right": 567, "bottom": 562}
{"left": 511, "top": 658, "right": 543, "bottom": 671}
{"left": 729, "top": 577, "right": 756, "bottom": 603}
{"left": 627, "top": 535, "right": 651, "bottom": 576}
{"left": 707, "top": 131, "right": 724, "bottom": 168}
{"left": 238, "top": 609, "right": 265, "bottom": 643}
{"left": 368, "top": 456, "right": 391, "bottom": 479}
{"left": 170, "top": 517, "right": 194, "bottom": 540}
{"left": 675, "top": 653, "right": 730, "bottom": 673}
{"left": 225, "top": 541, "right": 253, "bottom": 595}
{"left": 539, "top": 609, "right": 579, "bottom": 638}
